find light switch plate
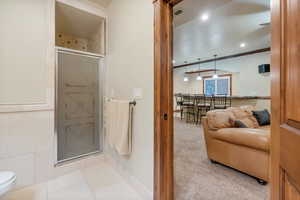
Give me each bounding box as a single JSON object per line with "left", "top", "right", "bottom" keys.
{"left": 133, "top": 88, "right": 143, "bottom": 99}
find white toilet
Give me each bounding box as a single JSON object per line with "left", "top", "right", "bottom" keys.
{"left": 0, "top": 171, "right": 16, "bottom": 197}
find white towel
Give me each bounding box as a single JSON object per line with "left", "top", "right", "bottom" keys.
{"left": 106, "top": 99, "right": 133, "bottom": 156}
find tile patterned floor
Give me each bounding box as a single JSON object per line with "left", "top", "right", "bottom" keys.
{"left": 3, "top": 162, "right": 143, "bottom": 200}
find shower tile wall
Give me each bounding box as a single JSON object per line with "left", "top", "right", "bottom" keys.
{"left": 0, "top": 109, "right": 106, "bottom": 189}
{"left": 0, "top": 111, "right": 53, "bottom": 188}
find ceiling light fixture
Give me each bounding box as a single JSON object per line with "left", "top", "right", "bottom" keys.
{"left": 201, "top": 13, "right": 209, "bottom": 21}
{"left": 212, "top": 73, "right": 219, "bottom": 79}
{"left": 172, "top": 60, "right": 176, "bottom": 64}
{"left": 184, "top": 67, "right": 189, "bottom": 82}
{"left": 240, "top": 43, "right": 246, "bottom": 48}
{"left": 197, "top": 75, "right": 202, "bottom": 81}
{"left": 213, "top": 54, "right": 219, "bottom": 79}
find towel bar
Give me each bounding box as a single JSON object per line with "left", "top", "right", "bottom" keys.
{"left": 105, "top": 97, "right": 136, "bottom": 106}
{"left": 129, "top": 100, "right": 136, "bottom": 106}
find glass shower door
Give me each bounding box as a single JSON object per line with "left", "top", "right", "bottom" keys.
{"left": 57, "top": 51, "right": 101, "bottom": 162}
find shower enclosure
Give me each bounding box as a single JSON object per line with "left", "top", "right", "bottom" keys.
{"left": 56, "top": 49, "right": 103, "bottom": 163}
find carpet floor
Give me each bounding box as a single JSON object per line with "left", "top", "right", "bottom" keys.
{"left": 174, "top": 118, "right": 269, "bottom": 200}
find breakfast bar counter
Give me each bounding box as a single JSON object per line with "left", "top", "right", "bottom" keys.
{"left": 228, "top": 96, "right": 271, "bottom": 110}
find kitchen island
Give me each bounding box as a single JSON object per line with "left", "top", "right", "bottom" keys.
{"left": 174, "top": 94, "right": 271, "bottom": 110}
{"left": 229, "top": 96, "right": 270, "bottom": 110}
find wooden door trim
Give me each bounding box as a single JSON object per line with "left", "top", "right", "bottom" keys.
{"left": 271, "top": 0, "right": 284, "bottom": 199}
{"left": 153, "top": 0, "right": 182, "bottom": 200}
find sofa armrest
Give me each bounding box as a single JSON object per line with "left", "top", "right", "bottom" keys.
{"left": 210, "top": 128, "right": 270, "bottom": 152}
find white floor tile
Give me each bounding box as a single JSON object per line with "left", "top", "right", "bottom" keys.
{"left": 47, "top": 170, "right": 94, "bottom": 200}
{"left": 5, "top": 162, "right": 143, "bottom": 200}
{"left": 82, "top": 164, "right": 142, "bottom": 200}
{"left": 3, "top": 183, "right": 47, "bottom": 200}
{"left": 47, "top": 183, "right": 94, "bottom": 200}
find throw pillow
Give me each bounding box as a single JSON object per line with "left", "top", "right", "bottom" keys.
{"left": 234, "top": 120, "right": 248, "bottom": 128}
{"left": 252, "top": 109, "right": 271, "bottom": 126}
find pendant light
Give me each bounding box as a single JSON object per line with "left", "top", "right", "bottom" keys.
{"left": 212, "top": 54, "right": 219, "bottom": 79}
{"left": 184, "top": 66, "right": 189, "bottom": 82}
{"left": 196, "top": 59, "right": 202, "bottom": 81}
{"left": 196, "top": 74, "right": 202, "bottom": 81}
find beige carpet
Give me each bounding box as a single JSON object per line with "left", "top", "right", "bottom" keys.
{"left": 174, "top": 118, "right": 269, "bottom": 200}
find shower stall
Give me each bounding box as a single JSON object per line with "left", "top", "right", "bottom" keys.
{"left": 54, "top": 1, "right": 105, "bottom": 164}
{"left": 56, "top": 49, "right": 104, "bottom": 163}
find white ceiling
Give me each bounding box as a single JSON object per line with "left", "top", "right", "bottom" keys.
{"left": 173, "top": 0, "right": 271, "bottom": 66}
{"left": 88, "top": 0, "right": 112, "bottom": 7}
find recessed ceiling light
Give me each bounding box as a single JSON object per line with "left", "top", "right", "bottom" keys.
{"left": 201, "top": 14, "right": 209, "bottom": 21}
{"left": 183, "top": 77, "right": 189, "bottom": 82}
{"left": 240, "top": 43, "right": 246, "bottom": 48}
{"left": 172, "top": 60, "right": 176, "bottom": 64}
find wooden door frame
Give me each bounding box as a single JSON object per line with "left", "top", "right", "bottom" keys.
{"left": 153, "top": 1, "right": 182, "bottom": 200}
{"left": 153, "top": 0, "right": 282, "bottom": 200}
{"left": 270, "top": 0, "right": 285, "bottom": 200}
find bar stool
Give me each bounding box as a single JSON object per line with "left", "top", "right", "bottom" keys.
{"left": 195, "top": 95, "right": 211, "bottom": 124}
{"left": 175, "top": 94, "right": 183, "bottom": 119}
{"left": 213, "top": 95, "right": 227, "bottom": 110}
{"left": 182, "top": 95, "right": 196, "bottom": 123}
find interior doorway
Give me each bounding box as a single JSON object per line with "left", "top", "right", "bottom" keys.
{"left": 153, "top": 0, "right": 283, "bottom": 200}
{"left": 173, "top": 0, "right": 271, "bottom": 199}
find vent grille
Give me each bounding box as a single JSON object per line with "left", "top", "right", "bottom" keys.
{"left": 174, "top": 9, "right": 183, "bottom": 16}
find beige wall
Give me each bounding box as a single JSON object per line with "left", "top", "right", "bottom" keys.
{"left": 106, "top": 0, "right": 154, "bottom": 195}
{"left": 0, "top": 0, "right": 55, "bottom": 188}
{"left": 174, "top": 52, "right": 271, "bottom": 96}
{"left": 0, "top": 0, "right": 108, "bottom": 189}
{"left": 0, "top": 0, "right": 49, "bottom": 105}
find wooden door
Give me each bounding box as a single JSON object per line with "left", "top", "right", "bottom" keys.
{"left": 57, "top": 51, "right": 100, "bottom": 162}
{"left": 271, "top": 0, "right": 300, "bottom": 199}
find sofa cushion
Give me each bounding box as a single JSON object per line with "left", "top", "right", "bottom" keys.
{"left": 239, "top": 105, "right": 256, "bottom": 112}
{"left": 206, "top": 110, "right": 235, "bottom": 130}
{"left": 228, "top": 107, "right": 259, "bottom": 128}
{"left": 206, "top": 106, "right": 260, "bottom": 130}
{"left": 211, "top": 128, "right": 270, "bottom": 152}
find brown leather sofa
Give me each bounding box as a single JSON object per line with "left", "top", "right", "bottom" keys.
{"left": 202, "top": 106, "right": 270, "bottom": 184}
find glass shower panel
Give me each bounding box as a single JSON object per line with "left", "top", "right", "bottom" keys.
{"left": 57, "top": 51, "right": 100, "bottom": 162}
